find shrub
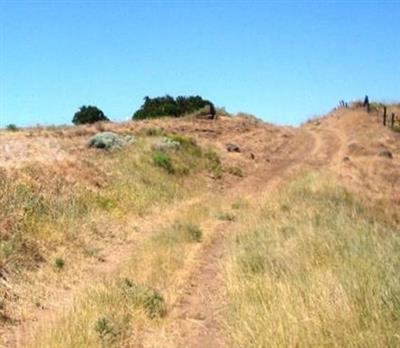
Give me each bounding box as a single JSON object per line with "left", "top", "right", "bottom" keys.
{"left": 152, "top": 151, "right": 174, "bottom": 173}
{"left": 119, "top": 278, "right": 167, "bottom": 318}
{"left": 6, "top": 124, "right": 18, "bottom": 131}
{"left": 54, "top": 257, "right": 65, "bottom": 270}
{"left": 72, "top": 105, "right": 109, "bottom": 125}
{"left": 94, "top": 317, "right": 119, "bottom": 343}
{"left": 132, "top": 95, "right": 215, "bottom": 120}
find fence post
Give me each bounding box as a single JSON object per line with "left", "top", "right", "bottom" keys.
{"left": 383, "top": 106, "right": 387, "bottom": 126}
{"left": 391, "top": 113, "right": 395, "bottom": 128}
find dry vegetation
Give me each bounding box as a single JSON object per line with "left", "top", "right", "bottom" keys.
{"left": 1, "top": 106, "right": 400, "bottom": 347}
{"left": 224, "top": 173, "right": 400, "bottom": 347}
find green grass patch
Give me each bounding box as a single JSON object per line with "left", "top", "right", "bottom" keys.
{"left": 152, "top": 151, "right": 175, "bottom": 174}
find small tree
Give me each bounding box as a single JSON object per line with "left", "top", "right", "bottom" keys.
{"left": 72, "top": 105, "right": 109, "bottom": 125}
{"left": 6, "top": 124, "right": 18, "bottom": 131}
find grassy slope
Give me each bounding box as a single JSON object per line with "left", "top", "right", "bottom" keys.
{"left": 0, "top": 132, "right": 220, "bottom": 327}
{"left": 224, "top": 173, "right": 400, "bottom": 347}
{"left": 29, "top": 202, "right": 219, "bottom": 347}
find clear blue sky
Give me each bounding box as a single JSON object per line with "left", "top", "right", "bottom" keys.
{"left": 1, "top": 0, "right": 399, "bottom": 127}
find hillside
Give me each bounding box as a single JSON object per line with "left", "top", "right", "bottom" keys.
{"left": 0, "top": 106, "right": 399, "bottom": 347}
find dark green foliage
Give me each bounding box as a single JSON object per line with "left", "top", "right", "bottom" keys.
{"left": 132, "top": 95, "right": 215, "bottom": 120}
{"left": 6, "top": 124, "right": 18, "bottom": 131}
{"left": 72, "top": 105, "right": 109, "bottom": 125}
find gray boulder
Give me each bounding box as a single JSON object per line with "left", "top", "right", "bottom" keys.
{"left": 88, "top": 132, "right": 134, "bottom": 150}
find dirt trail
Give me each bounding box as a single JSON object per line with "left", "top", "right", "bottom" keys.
{"left": 148, "top": 126, "right": 339, "bottom": 348}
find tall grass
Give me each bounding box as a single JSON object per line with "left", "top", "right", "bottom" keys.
{"left": 224, "top": 173, "right": 400, "bottom": 347}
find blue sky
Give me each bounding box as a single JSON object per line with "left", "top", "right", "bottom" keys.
{"left": 1, "top": 0, "right": 399, "bottom": 127}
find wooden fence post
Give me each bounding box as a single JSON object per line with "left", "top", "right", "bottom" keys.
{"left": 392, "top": 113, "right": 395, "bottom": 128}
{"left": 383, "top": 106, "right": 387, "bottom": 126}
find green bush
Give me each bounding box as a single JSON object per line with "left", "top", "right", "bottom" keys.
{"left": 132, "top": 95, "right": 215, "bottom": 120}
{"left": 152, "top": 151, "right": 174, "bottom": 173}
{"left": 72, "top": 105, "right": 109, "bottom": 125}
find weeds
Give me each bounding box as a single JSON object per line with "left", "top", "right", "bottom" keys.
{"left": 217, "top": 211, "right": 236, "bottom": 221}
{"left": 152, "top": 151, "right": 174, "bottom": 173}
{"left": 142, "top": 127, "right": 165, "bottom": 136}
{"left": 205, "top": 149, "right": 223, "bottom": 178}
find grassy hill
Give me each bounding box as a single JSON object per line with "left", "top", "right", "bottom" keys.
{"left": 0, "top": 105, "right": 399, "bottom": 347}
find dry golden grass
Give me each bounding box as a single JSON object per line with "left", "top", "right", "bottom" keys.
{"left": 0, "top": 133, "right": 219, "bottom": 332}
{"left": 224, "top": 173, "right": 400, "bottom": 347}
{"left": 27, "top": 199, "right": 219, "bottom": 347}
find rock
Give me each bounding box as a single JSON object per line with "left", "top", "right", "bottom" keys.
{"left": 379, "top": 150, "right": 393, "bottom": 159}
{"left": 343, "top": 156, "right": 351, "bottom": 162}
{"left": 226, "top": 143, "right": 240, "bottom": 152}
{"left": 152, "top": 138, "right": 181, "bottom": 151}
{"left": 347, "top": 142, "right": 368, "bottom": 156}
{"left": 88, "top": 132, "right": 134, "bottom": 150}
{"left": 250, "top": 153, "right": 255, "bottom": 160}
